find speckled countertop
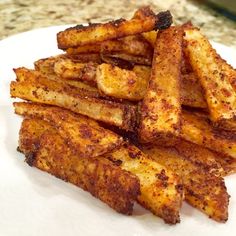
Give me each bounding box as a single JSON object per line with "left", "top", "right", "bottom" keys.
{"left": 0, "top": 0, "right": 236, "bottom": 49}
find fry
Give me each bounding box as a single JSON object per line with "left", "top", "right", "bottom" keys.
{"left": 139, "top": 26, "right": 183, "bottom": 143}
{"left": 181, "top": 110, "right": 236, "bottom": 158}
{"left": 141, "top": 30, "right": 157, "bottom": 48}
{"left": 53, "top": 58, "right": 97, "bottom": 86}
{"left": 57, "top": 7, "right": 172, "bottom": 49}
{"left": 142, "top": 145, "right": 229, "bottom": 222}
{"left": 22, "top": 128, "right": 140, "bottom": 215}
{"left": 11, "top": 69, "right": 137, "bottom": 131}
{"left": 96, "top": 64, "right": 149, "bottom": 101}
{"left": 184, "top": 27, "right": 236, "bottom": 126}
{"left": 104, "top": 143, "right": 183, "bottom": 224}
{"left": 14, "top": 102, "right": 123, "bottom": 157}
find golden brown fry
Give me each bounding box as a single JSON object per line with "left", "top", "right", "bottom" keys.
{"left": 139, "top": 26, "right": 183, "bottom": 143}
{"left": 14, "top": 102, "right": 123, "bottom": 157}
{"left": 184, "top": 27, "right": 236, "bottom": 126}
{"left": 18, "top": 118, "right": 56, "bottom": 155}
{"left": 104, "top": 143, "right": 183, "bottom": 224}
{"left": 213, "top": 154, "right": 236, "bottom": 176}
{"left": 11, "top": 69, "right": 137, "bottom": 131}
{"left": 142, "top": 145, "right": 229, "bottom": 222}
{"left": 23, "top": 130, "right": 140, "bottom": 215}
{"left": 101, "top": 35, "right": 153, "bottom": 57}
{"left": 34, "top": 56, "right": 100, "bottom": 92}
{"left": 57, "top": 7, "right": 172, "bottom": 49}
{"left": 53, "top": 58, "right": 98, "bottom": 86}
{"left": 96, "top": 64, "right": 149, "bottom": 101}
{"left": 66, "top": 44, "right": 101, "bottom": 54}
{"left": 181, "top": 110, "right": 236, "bottom": 158}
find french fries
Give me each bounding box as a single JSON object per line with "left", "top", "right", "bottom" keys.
{"left": 139, "top": 26, "right": 183, "bottom": 143}
{"left": 14, "top": 102, "right": 123, "bottom": 157}
{"left": 142, "top": 144, "right": 229, "bottom": 222}
{"left": 19, "top": 123, "right": 140, "bottom": 214}
{"left": 184, "top": 27, "right": 236, "bottom": 127}
{"left": 104, "top": 143, "right": 183, "bottom": 224}
{"left": 11, "top": 68, "right": 137, "bottom": 131}
{"left": 96, "top": 64, "right": 149, "bottom": 101}
{"left": 9, "top": 6, "right": 236, "bottom": 225}
{"left": 181, "top": 110, "right": 236, "bottom": 158}
{"left": 57, "top": 7, "right": 172, "bottom": 49}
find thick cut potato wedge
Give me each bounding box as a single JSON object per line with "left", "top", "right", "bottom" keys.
{"left": 96, "top": 64, "right": 149, "bottom": 101}
{"left": 11, "top": 69, "right": 137, "bottom": 131}
{"left": 57, "top": 7, "right": 172, "bottom": 49}
{"left": 184, "top": 27, "right": 236, "bottom": 127}
{"left": 14, "top": 102, "right": 123, "bottom": 157}
{"left": 181, "top": 110, "right": 236, "bottom": 158}
{"left": 53, "top": 58, "right": 97, "bottom": 86}
{"left": 22, "top": 130, "right": 140, "bottom": 215}
{"left": 139, "top": 26, "right": 183, "bottom": 143}
{"left": 142, "top": 145, "right": 229, "bottom": 222}
{"left": 104, "top": 143, "right": 184, "bottom": 224}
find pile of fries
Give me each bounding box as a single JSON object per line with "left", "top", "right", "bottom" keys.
{"left": 10, "top": 6, "right": 236, "bottom": 224}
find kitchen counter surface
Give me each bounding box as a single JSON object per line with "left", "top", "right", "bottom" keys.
{"left": 1, "top": 0, "right": 236, "bottom": 49}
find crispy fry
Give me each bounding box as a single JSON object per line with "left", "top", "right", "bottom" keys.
{"left": 57, "top": 7, "right": 172, "bottom": 49}
{"left": 213, "top": 154, "right": 236, "bottom": 176}
{"left": 23, "top": 129, "right": 140, "bottom": 215}
{"left": 181, "top": 110, "right": 236, "bottom": 158}
{"left": 11, "top": 69, "right": 137, "bottom": 130}
{"left": 53, "top": 58, "right": 98, "bottom": 86}
{"left": 104, "top": 143, "right": 183, "bottom": 224}
{"left": 96, "top": 64, "right": 149, "bottom": 101}
{"left": 14, "top": 102, "right": 123, "bottom": 157}
{"left": 66, "top": 44, "right": 101, "bottom": 54}
{"left": 139, "top": 26, "right": 183, "bottom": 143}
{"left": 184, "top": 27, "right": 236, "bottom": 126}
{"left": 35, "top": 56, "right": 100, "bottom": 92}
{"left": 142, "top": 145, "right": 229, "bottom": 222}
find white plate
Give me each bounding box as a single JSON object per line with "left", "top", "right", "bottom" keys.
{"left": 0, "top": 25, "right": 236, "bottom": 236}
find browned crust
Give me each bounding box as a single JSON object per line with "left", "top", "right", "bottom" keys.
{"left": 14, "top": 102, "right": 123, "bottom": 158}
{"left": 11, "top": 68, "right": 137, "bottom": 131}
{"left": 142, "top": 145, "right": 230, "bottom": 222}
{"left": 57, "top": 7, "right": 172, "bottom": 49}
{"left": 139, "top": 26, "right": 183, "bottom": 143}
{"left": 24, "top": 131, "right": 140, "bottom": 215}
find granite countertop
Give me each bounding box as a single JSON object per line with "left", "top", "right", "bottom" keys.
{"left": 0, "top": 0, "right": 236, "bottom": 49}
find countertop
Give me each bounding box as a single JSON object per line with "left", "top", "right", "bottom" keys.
{"left": 0, "top": 0, "right": 236, "bottom": 49}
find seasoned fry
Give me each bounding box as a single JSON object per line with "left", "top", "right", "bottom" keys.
{"left": 57, "top": 7, "right": 172, "bottom": 49}
{"left": 104, "top": 143, "right": 183, "bottom": 224}
{"left": 181, "top": 110, "right": 236, "bottom": 158}
{"left": 139, "top": 26, "right": 183, "bottom": 143}
{"left": 66, "top": 43, "right": 101, "bottom": 54}
{"left": 213, "top": 154, "right": 236, "bottom": 176}
{"left": 142, "top": 145, "right": 229, "bottom": 222}
{"left": 11, "top": 69, "right": 137, "bottom": 131}
{"left": 23, "top": 129, "right": 140, "bottom": 215}
{"left": 96, "top": 64, "right": 149, "bottom": 101}
{"left": 14, "top": 102, "right": 123, "bottom": 157}
{"left": 184, "top": 27, "right": 236, "bottom": 126}
{"left": 53, "top": 58, "right": 98, "bottom": 86}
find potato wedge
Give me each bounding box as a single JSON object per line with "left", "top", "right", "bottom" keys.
{"left": 142, "top": 145, "right": 229, "bottom": 222}
{"left": 96, "top": 64, "right": 149, "bottom": 101}
{"left": 181, "top": 110, "right": 236, "bottom": 158}
{"left": 23, "top": 129, "right": 140, "bottom": 215}
{"left": 11, "top": 69, "right": 137, "bottom": 131}
{"left": 57, "top": 7, "right": 172, "bottom": 49}
{"left": 14, "top": 102, "right": 123, "bottom": 157}
{"left": 184, "top": 27, "right": 236, "bottom": 126}
{"left": 141, "top": 30, "right": 157, "bottom": 48}
{"left": 139, "top": 26, "right": 183, "bottom": 143}
{"left": 104, "top": 143, "right": 183, "bottom": 224}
